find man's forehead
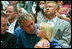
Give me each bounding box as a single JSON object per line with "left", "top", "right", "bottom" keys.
{"left": 1, "top": 17, "right": 7, "bottom": 23}
{"left": 46, "top": 3, "right": 53, "bottom": 5}
{"left": 24, "top": 20, "right": 33, "bottom": 23}
{"left": 46, "top": 3, "right": 55, "bottom": 6}
{"left": 1, "top": 17, "right": 7, "bottom": 19}
{"left": 7, "top": 6, "right": 14, "bottom": 11}
{"left": 23, "top": 20, "right": 34, "bottom": 26}
{"left": 40, "top": 1, "right": 45, "bottom": 4}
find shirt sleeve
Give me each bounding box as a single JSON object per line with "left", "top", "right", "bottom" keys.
{"left": 59, "top": 22, "right": 71, "bottom": 48}
{"left": 50, "top": 38, "right": 62, "bottom": 48}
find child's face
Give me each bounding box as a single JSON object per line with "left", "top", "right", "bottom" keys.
{"left": 37, "top": 27, "right": 45, "bottom": 38}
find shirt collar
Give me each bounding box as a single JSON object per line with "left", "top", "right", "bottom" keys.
{"left": 47, "top": 16, "right": 58, "bottom": 24}
{"left": 52, "top": 16, "right": 58, "bottom": 23}
{"left": 8, "top": 19, "right": 17, "bottom": 25}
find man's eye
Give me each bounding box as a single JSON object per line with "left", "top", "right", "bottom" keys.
{"left": 38, "top": 28, "right": 40, "bottom": 30}
{"left": 3, "top": 24, "right": 6, "bottom": 26}
{"left": 49, "top": 6, "right": 51, "bottom": 8}
{"left": 31, "top": 23, "right": 33, "bottom": 25}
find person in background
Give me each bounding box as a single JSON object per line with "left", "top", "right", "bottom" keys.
{"left": 1, "top": 1, "right": 9, "bottom": 10}
{"left": 1, "top": 11, "right": 17, "bottom": 48}
{"left": 35, "top": 1, "right": 46, "bottom": 24}
{"left": 1, "top": 2, "right": 3, "bottom": 11}
{"left": 56, "top": 11, "right": 71, "bottom": 23}
{"left": 25, "top": 1, "right": 33, "bottom": 13}
{"left": 9, "top": 1, "right": 27, "bottom": 14}
{"left": 6, "top": 5, "right": 19, "bottom": 34}
{"left": 55, "top": 1, "right": 71, "bottom": 23}
{"left": 56, "top": 1, "right": 71, "bottom": 18}
{"left": 42, "top": 1, "right": 71, "bottom": 48}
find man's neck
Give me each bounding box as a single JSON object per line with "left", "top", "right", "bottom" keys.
{"left": 8, "top": 18, "right": 16, "bottom": 24}
{"left": 45, "top": 14, "right": 56, "bottom": 20}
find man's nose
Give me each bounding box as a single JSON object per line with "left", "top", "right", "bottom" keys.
{"left": 46, "top": 7, "right": 49, "bottom": 10}
{"left": 31, "top": 25, "right": 34, "bottom": 30}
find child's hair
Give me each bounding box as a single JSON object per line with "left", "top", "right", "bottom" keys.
{"left": 39, "top": 22, "right": 54, "bottom": 42}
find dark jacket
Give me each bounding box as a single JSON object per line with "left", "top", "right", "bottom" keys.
{"left": 1, "top": 32, "right": 17, "bottom": 48}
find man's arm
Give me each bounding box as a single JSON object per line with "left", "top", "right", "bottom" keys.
{"left": 59, "top": 22, "right": 71, "bottom": 48}
{"left": 7, "top": 35, "right": 17, "bottom": 48}
{"left": 14, "top": 28, "right": 24, "bottom": 48}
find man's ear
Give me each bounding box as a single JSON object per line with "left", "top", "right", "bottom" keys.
{"left": 14, "top": 12, "right": 19, "bottom": 17}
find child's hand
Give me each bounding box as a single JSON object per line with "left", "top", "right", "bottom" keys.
{"left": 58, "top": 7, "right": 67, "bottom": 12}
{"left": 42, "top": 40, "right": 50, "bottom": 48}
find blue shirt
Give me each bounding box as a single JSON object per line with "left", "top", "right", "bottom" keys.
{"left": 50, "top": 38, "right": 62, "bottom": 48}
{"left": 14, "top": 26, "right": 62, "bottom": 48}
{"left": 14, "top": 26, "right": 40, "bottom": 48}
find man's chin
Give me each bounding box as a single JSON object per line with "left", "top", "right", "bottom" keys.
{"left": 46, "top": 13, "right": 51, "bottom": 15}
{"left": 1, "top": 32, "right": 6, "bottom": 35}
{"left": 28, "top": 31, "right": 34, "bottom": 34}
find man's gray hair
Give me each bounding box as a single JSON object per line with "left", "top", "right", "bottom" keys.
{"left": 46, "top": 1, "right": 59, "bottom": 9}
{"left": 18, "top": 13, "right": 35, "bottom": 26}
{"left": 7, "top": 5, "right": 21, "bottom": 14}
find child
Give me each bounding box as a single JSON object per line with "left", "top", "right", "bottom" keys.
{"left": 34, "top": 22, "right": 54, "bottom": 48}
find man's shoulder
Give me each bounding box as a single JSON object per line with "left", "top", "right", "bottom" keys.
{"left": 14, "top": 26, "right": 26, "bottom": 36}
{"left": 57, "top": 18, "right": 70, "bottom": 25}
{"left": 15, "top": 26, "right": 22, "bottom": 31}
{"left": 6, "top": 32, "right": 16, "bottom": 39}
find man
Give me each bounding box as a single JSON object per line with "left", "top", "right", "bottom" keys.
{"left": 14, "top": 13, "right": 62, "bottom": 48}
{"left": 42, "top": 1, "right": 71, "bottom": 48}
{"left": 25, "top": 1, "right": 33, "bottom": 13}
{"left": 14, "top": 13, "right": 40, "bottom": 48}
{"left": 1, "top": 11, "right": 17, "bottom": 48}
{"left": 6, "top": 5, "right": 19, "bottom": 34}
{"left": 1, "top": 1, "right": 9, "bottom": 10}
{"left": 36, "top": 1, "right": 46, "bottom": 24}
{"left": 9, "top": 1, "right": 27, "bottom": 14}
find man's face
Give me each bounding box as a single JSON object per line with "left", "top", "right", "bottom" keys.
{"left": 9, "top": 1, "right": 18, "bottom": 5}
{"left": 44, "top": 3, "right": 57, "bottom": 15}
{"left": 6, "top": 6, "right": 16, "bottom": 19}
{"left": 1, "top": 17, "right": 8, "bottom": 34}
{"left": 39, "top": 1, "right": 45, "bottom": 9}
{"left": 39, "top": 1, "right": 45, "bottom": 5}
{"left": 21, "top": 19, "right": 35, "bottom": 34}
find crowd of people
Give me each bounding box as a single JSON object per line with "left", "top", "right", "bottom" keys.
{"left": 1, "top": 1, "right": 71, "bottom": 48}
